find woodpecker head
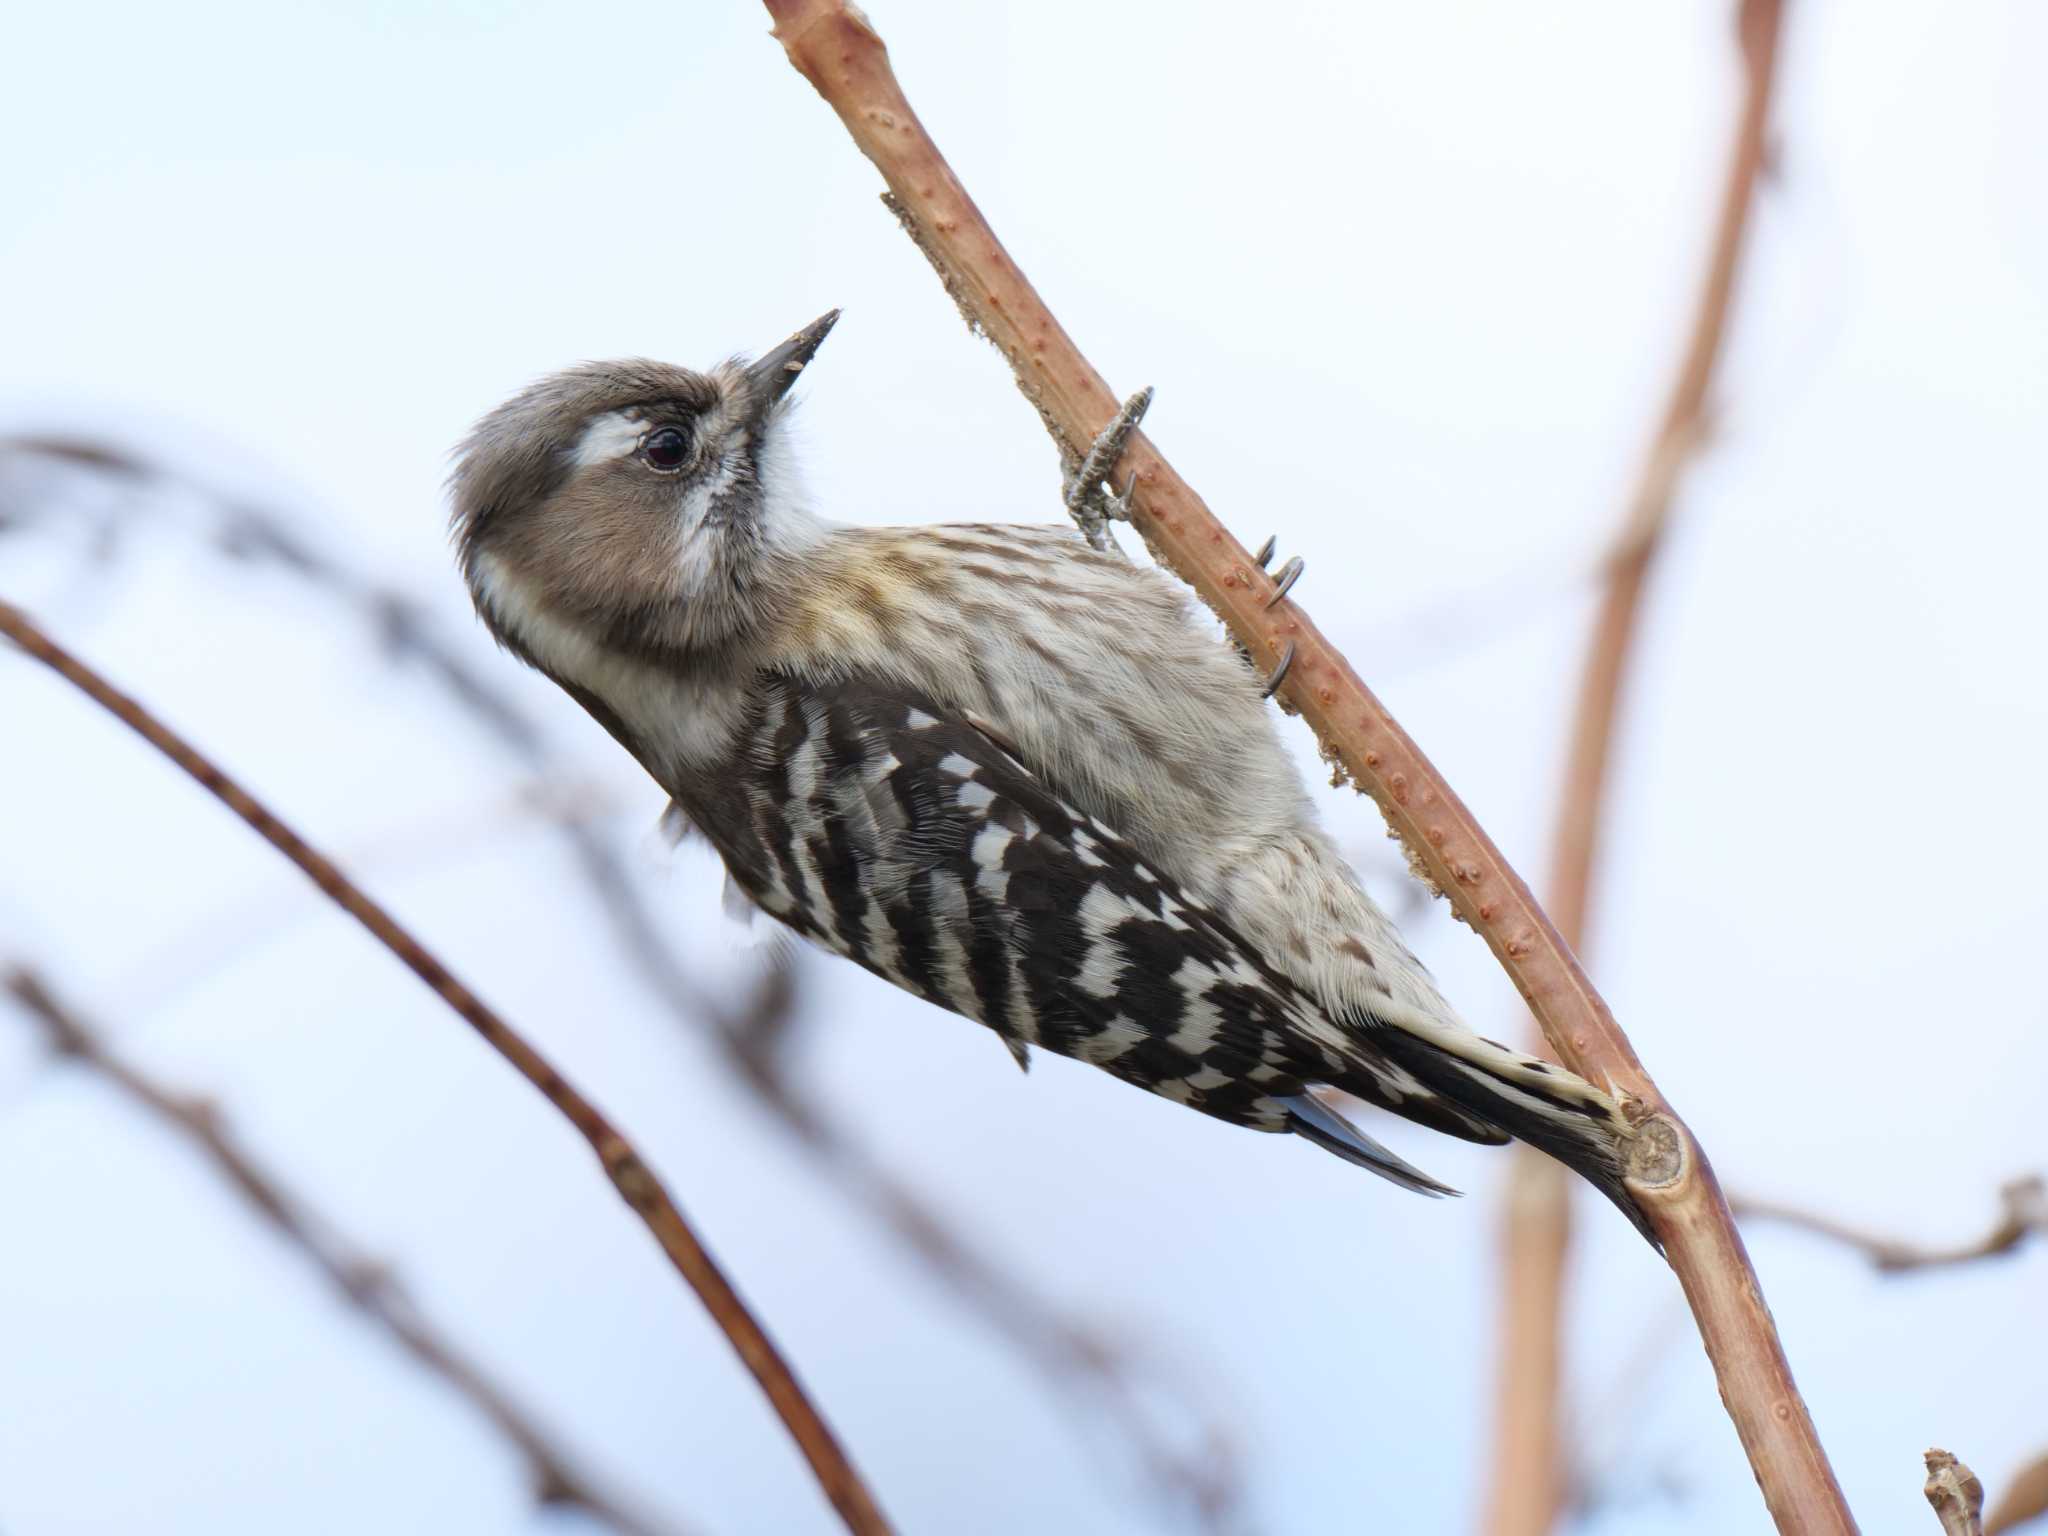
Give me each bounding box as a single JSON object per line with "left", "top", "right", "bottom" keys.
{"left": 450, "top": 310, "right": 838, "bottom": 662}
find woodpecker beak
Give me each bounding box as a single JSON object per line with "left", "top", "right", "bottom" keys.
{"left": 746, "top": 310, "right": 840, "bottom": 418}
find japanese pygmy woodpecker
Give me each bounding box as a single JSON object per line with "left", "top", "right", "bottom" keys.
{"left": 450, "top": 312, "right": 1653, "bottom": 1244}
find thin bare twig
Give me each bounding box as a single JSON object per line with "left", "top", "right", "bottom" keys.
{"left": 0, "top": 599, "right": 892, "bottom": 1536}
{"left": 1928, "top": 1451, "right": 1987, "bottom": 1536}
{"left": 2, "top": 965, "right": 680, "bottom": 1536}
{"left": 1734, "top": 1177, "right": 2045, "bottom": 1273}
{"left": 1483, "top": 5, "right": 1791, "bottom": 1533}
{"left": 1, "top": 445, "right": 1245, "bottom": 1524}
{"left": 1984, "top": 1449, "right": 2048, "bottom": 1536}
{"left": 759, "top": 2, "right": 1850, "bottom": 1528}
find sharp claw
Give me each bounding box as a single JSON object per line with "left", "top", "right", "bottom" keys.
{"left": 1253, "top": 535, "right": 1277, "bottom": 570}
{"left": 1260, "top": 639, "right": 1296, "bottom": 699}
{"left": 1265, "top": 554, "right": 1304, "bottom": 608}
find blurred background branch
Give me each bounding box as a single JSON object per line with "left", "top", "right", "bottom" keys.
{"left": 0, "top": 596, "right": 894, "bottom": 1536}
{"left": 1733, "top": 1176, "right": 2044, "bottom": 1273}
{"left": 1480, "top": 2, "right": 1789, "bottom": 1532}
{"left": 1984, "top": 1449, "right": 2048, "bottom": 1536}
{"left": 2, "top": 964, "right": 680, "bottom": 1536}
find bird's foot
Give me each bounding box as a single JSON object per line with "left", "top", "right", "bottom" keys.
{"left": 1062, "top": 386, "right": 1153, "bottom": 554}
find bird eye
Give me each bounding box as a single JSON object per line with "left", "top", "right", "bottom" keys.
{"left": 640, "top": 426, "right": 691, "bottom": 472}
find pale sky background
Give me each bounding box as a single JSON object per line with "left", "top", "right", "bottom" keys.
{"left": 3, "top": 2, "right": 2045, "bottom": 1532}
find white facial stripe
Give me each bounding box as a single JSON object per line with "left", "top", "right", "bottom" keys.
{"left": 572, "top": 410, "right": 646, "bottom": 468}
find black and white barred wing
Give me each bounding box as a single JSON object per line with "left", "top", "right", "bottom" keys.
{"left": 699, "top": 675, "right": 1455, "bottom": 1197}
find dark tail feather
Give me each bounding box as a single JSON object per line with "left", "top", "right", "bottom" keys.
{"left": 1340, "top": 1061, "right": 1511, "bottom": 1147}
{"left": 1356, "top": 1028, "right": 1662, "bottom": 1252}
{"left": 1281, "top": 1092, "right": 1459, "bottom": 1198}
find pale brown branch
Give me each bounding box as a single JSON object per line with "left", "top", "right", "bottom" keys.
{"left": 1928, "top": 1451, "right": 1987, "bottom": 1536}
{"left": 0, "top": 598, "right": 893, "bottom": 1536}
{"left": 1482, "top": 5, "right": 1791, "bottom": 1533}
{"left": 1984, "top": 1449, "right": 2048, "bottom": 1536}
{"left": 2, "top": 965, "right": 680, "bottom": 1536}
{"left": 758, "top": 3, "right": 1849, "bottom": 1529}
{"left": 1483, "top": 1152, "right": 1574, "bottom": 1536}
{"left": 1734, "top": 1176, "right": 2045, "bottom": 1273}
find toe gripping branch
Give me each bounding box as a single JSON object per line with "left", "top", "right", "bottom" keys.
{"left": 1062, "top": 390, "right": 1305, "bottom": 700}
{"left": 1062, "top": 387, "right": 1154, "bottom": 554}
